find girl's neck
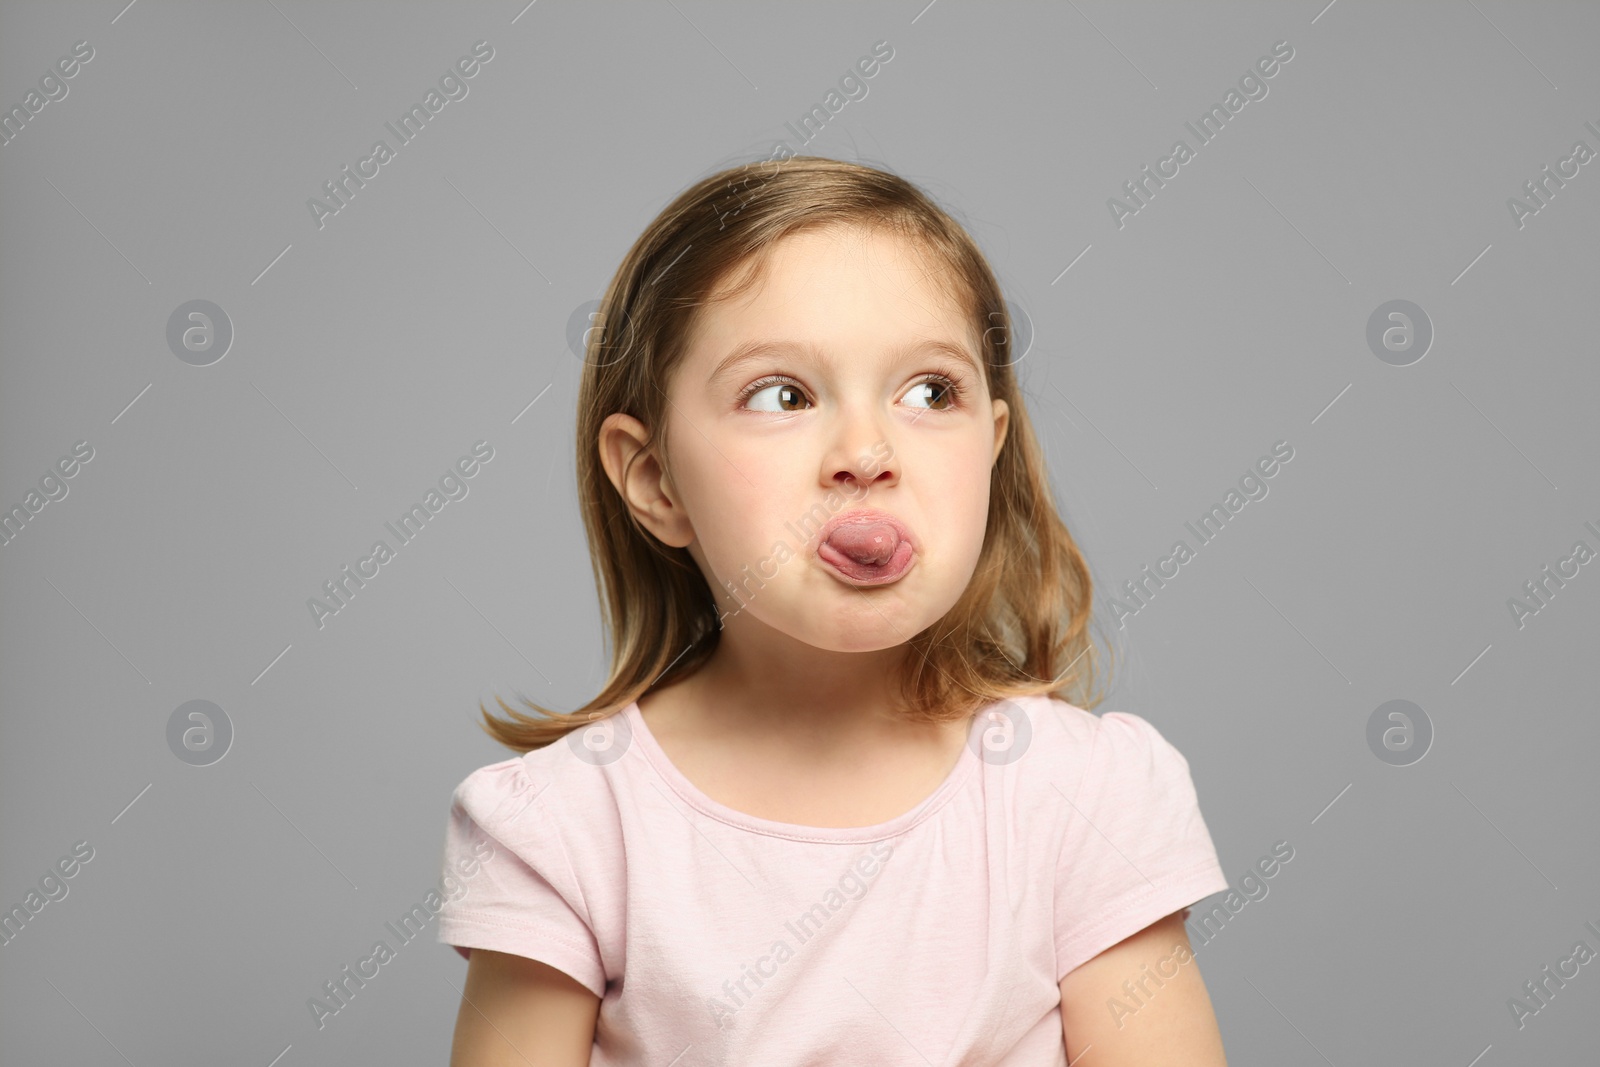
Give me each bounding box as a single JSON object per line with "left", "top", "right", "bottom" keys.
{"left": 642, "top": 651, "right": 956, "bottom": 759}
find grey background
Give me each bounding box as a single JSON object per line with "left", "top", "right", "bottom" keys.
{"left": 3, "top": 0, "right": 1598, "bottom": 1063}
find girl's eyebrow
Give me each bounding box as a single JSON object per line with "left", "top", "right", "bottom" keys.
{"left": 706, "top": 338, "right": 981, "bottom": 386}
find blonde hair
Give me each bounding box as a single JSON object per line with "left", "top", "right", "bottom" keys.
{"left": 477, "top": 155, "right": 1112, "bottom": 751}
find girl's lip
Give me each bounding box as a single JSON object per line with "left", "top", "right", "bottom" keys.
{"left": 815, "top": 508, "right": 917, "bottom": 586}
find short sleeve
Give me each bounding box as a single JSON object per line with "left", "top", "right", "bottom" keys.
{"left": 434, "top": 757, "right": 607, "bottom": 997}
{"left": 1054, "top": 712, "right": 1229, "bottom": 981}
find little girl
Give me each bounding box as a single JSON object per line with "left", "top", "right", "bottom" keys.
{"left": 435, "top": 156, "right": 1231, "bottom": 1066}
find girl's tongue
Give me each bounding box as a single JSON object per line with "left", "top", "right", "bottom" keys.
{"left": 824, "top": 521, "right": 901, "bottom": 566}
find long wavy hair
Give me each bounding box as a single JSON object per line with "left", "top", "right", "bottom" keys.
{"left": 477, "top": 154, "right": 1112, "bottom": 751}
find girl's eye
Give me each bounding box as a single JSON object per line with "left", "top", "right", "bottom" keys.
{"left": 742, "top": 378, "right": 810, "bottom": 413}
{"left": 739, "top": 374, "right": 965, "bottom": 413}
{"left": 904, "top": 375, "right": 962, "bottom": 411}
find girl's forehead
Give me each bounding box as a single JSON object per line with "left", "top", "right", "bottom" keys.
{"left": 759, "top": 224, "right": 935, "bottom": 274}
{"left": 704, "top": 229, "right": 971, "bottom": 324}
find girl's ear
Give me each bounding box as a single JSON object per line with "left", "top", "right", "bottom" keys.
{"left": 598, "top": 412, "right": 695, "bottom": 548}
{"left": 991, "top": 397, "right": 1010, "bottom": 466}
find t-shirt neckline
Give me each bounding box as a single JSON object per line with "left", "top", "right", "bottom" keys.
{"left": 621, "top": 699, "right": 985, "bottom": 843}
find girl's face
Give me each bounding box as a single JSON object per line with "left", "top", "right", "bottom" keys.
{"left": 604, "top": 224, "right": 1009, "bottom": 654}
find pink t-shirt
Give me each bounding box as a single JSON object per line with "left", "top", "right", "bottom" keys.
{"left": 435, "top": 693, "right": 1229, "bottom": 1063}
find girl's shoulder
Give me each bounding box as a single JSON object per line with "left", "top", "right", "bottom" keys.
{"left": 1003, "top": 692, "right": 1164, "bottom": 759}
{"left": 445, "top": 714, "right": 637, "bottom": 834}
{"left": 1008, "top": 694, "right": 1204, "bottom": 805}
